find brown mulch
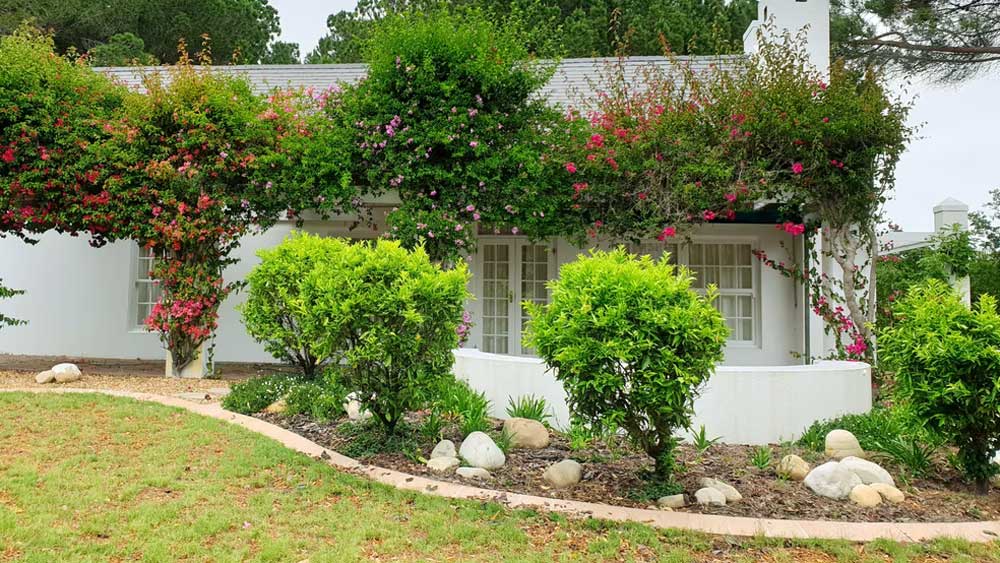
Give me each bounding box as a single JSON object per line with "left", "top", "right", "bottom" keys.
{"left": 0, "top": 370, "right": 232, "bottom": 398}
{"left": 258, "top": 411, "right": 1000, "bottom": 523}
{"left": 0, "top": 353, "right": 283, "bottom": 379}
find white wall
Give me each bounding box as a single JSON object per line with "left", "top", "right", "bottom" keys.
{"left": 454, "top": 349, "right": 872, "bottom": 444}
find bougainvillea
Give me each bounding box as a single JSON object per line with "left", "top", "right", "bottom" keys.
{"left": 327, "top": 12, "right": 575, "bottom": 261}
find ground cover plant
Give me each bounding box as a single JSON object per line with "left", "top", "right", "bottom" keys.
{"left": 524, "top": 248, "right": 728, "bottom": 481}
{"left": 6, "top": 392, "right": 1000, "bottom": 561}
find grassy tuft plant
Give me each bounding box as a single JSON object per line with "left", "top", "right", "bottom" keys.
{"left": 505, "top": 394, "right": 552, "bottom": 425}
{"left": 750, "top": 445, "right": 772, "bottom": 470}
{"left": 690, "top": 425, "right": 721, "bottom": 455}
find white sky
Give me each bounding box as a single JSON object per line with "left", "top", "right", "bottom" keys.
{"left": 271, "top": 1, "right": 1000, "bottom": 232}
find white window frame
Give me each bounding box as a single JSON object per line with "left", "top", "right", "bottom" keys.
{"left": 129, "top": 244, "right": 163, "bottom": 332}
{"left": 475, "top": 237, "right": 557, "bottom": 356}
{"left": 631, "top": 236, "right": 761, "bottom": 348}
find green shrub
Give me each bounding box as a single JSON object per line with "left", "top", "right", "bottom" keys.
{"left": 434, "top": 378, "right": 493, "bottom": 437}
{"left": 284, "top": 372, "right": 349, "bottom": 421}
{"left": 880, "top": 279, "right": 1000, "bottom": 493}
{"left": 505, "top": 394, "right": 551, "bottom": 425}
{"left": 302, "top": 240, "right": 470, "bottom": 433}
{"left": 222, "top": 375, "right": 298, "bottom": 415}
{"left": 524, "top": 248, "right": 728, "bottom": 480}
{"left": 240, "top": 233, "right": 349, "bottom": 378}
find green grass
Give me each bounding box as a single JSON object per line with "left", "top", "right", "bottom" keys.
{"left": 1, "top": 393, "right": 998, "bottom": 562}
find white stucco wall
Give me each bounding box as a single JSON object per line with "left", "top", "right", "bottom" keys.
{"left": 454, "top": 348, "right": 872, "bottom": 444}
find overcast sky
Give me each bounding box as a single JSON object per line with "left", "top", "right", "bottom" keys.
{"left": 270, "top": 1, "right": 1000, "bottom": 233}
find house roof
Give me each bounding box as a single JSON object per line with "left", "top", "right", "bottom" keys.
{"left": 96, "top": 55, "right": 743, "bottom": 108}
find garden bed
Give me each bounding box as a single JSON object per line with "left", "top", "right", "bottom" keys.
{"left": 257, "top": 411, "right": 1000, "bottom": 523}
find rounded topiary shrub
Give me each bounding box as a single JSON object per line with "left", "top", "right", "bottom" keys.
{"left": 880, "top": 279, "right": 1000, "bottom": 493}
{"left": 524, "top": 247, "right": 728, "bottom": 479}
{"left": 240, "top": 232, "right": 349, "bottom": 378}
{"left": 302, "top": 239, "right": 470, "bottom": 433}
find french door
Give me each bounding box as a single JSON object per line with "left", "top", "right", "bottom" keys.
{"left": 479, "top": 240, "right": 555, "bottom": 356}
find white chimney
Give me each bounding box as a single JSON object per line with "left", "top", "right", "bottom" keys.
{"left": 743, "top": 0, "right": 831, "bottom": 75}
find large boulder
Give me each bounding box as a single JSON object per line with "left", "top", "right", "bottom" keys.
{"left": 51, "top": 363, "right": 82, "bottom": 384}
{"left": 694, "top": 487, "right": 726, "bottom": 506}
{"left": 459, "top": 432, "right": 506, "bottom": 470}
{"left": 697, "top": 477, "right": 742, "bottom": 503}
{"left": 344, "top": 394, "right": 372, "bottom": 421}
{"left": 839, "top": 456, "right": 894, "bottom": 486}
{"left": 804, "top": 461, "right": 862, "bottom": 499}
{"left": 777, "top": 454, "right": 811, "bottom": 481}
{"left": 849, "top": 484, "right": 882, "bottom": 507}
{"left": 430, "top": 439, "right": 457, "bottom": 460}
{"left": 542, "top": 459, "right": 583, "bottom": 488}
{"left": 502, "top": 418, "right": 550, "bottom": 449}
{"left": 825, "top": 429, "right": 864, "bottom": 460}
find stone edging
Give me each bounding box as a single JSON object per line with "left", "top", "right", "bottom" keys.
{"left": 9, "top": 387, "right": 1000, "bottom": 544}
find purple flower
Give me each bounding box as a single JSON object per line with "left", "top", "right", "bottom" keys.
{"left": 469, "top": 141, "right": 478, "bottom": 148}
{"left": 219, "top": 151, "right": 228, "bottom": 159}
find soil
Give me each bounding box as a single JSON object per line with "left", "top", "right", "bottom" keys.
{"left": 259, "top": 411, "right": 1000, "bottom": 523}
{"left": 0, "top": 353, "right": 284, "bottom": 380}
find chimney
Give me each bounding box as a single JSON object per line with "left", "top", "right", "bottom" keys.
{"left": 933, "top": 197, "right": 970, "bottom": 231}
{"left": 743, "top": 0, "right": 831, "bottom": 75}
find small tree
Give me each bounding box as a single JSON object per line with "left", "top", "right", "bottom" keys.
{"left": 524, "top": 248, "right": 728, "bottom": 479}
{"left": 880, "top": 279, "right": 1000, "bottom": 493}
{"left": 240, "top": 232, "right": 346, "bottom": 378}
{"left": 302, "top": 240, "right": 470, "bottom": 433}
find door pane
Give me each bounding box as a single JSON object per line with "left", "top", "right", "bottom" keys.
{"left": 481, "top": 244, "right": 510, "bottom": 354}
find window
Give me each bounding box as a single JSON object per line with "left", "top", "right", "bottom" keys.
{"left": 133, "top": 245, "right": 162, "bottom": 329}
{"left": 688, "top": 243, "right": 755, "bottom": 342}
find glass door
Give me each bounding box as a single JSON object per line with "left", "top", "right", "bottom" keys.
{"left": 478, "top": 241, "right": 554, "bottom": 355}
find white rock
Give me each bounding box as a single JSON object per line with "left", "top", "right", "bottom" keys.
{"left": 849, "top": 484, "right": 882, "bottom": 507}
{"left": 502, "top": 417, "right": 550, "bottom": 449}
{"left": 777, "top": 454, "right": 811, "bottom": 481}
{"left": 869, "top": 482, "right": 905, "bottom": 503}
{"left": 542, "top": 459, "right": 583, "bottom": 488}
{"left": 694, "top": 487, "right": 726, "bottom": 506}
{"left": 34, "top": 370, "right": 56, "bottom": 384}
{"left": 51, "top": 363, "right": 81, "bottom": 376}
{"left": 264, "top": 399, "right": 287, "bottom": 414}
{"left": 456, "top": 467, "right": 492, "bottom": 480}
{"left": 344, "top": 398, "right": 371, "bottom": 421}
{"left": 825, "top": 429, "right": 864, "bottom": 460}
{"left": 804, "top": 461, "right": 862, "bottom": 499}
{"left": 426, "top": 456, "right": 460, "bottom": 473}
{"left": 657, "top": 494, "right": 686, "bottom": 509}
{"left": 839, "top": 456, "right": 894, "bottom": 486}
{"left": 698, "top": 477, "right": 742, "bottom": 503}
{"left": 430, "top": 439, "right": 457, "bottom": 459}
{"left": 458, "top": 432, "right": 506, "bottom": 470}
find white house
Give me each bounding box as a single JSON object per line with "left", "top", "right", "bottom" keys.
{"left": 1, "top": 0, "right": 951, "bottom": 443}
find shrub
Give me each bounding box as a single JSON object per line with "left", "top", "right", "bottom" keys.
{"left": 284, "top": 371, "right": 349, "bottom": 421}
{"left": 302, "top": 240, "right": 470, "bottom": 433}
{"left": 434, "top": 378, "right": 493, "bottom": 436}
{"left": 880, "top": 279, "right": 1000, "bottom": 493}
{"left": 505, "top": 395, "right": 551, "bottom": 425}
{"left": 241, "top": 233, "right": 349, "bottom": 378}
{"left": 222, "top": 375, "right": 298, "bottom": 415}
{"left": 524, "top": 248, "right": 728, "bottom": 480}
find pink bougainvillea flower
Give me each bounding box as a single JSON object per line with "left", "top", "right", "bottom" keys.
{"left": 656, "top": 226, "right": 677, "bottom": 241}
{"left": 702, "top": 210, "right": 716, "bottom": 221}
{"left": 469, "top": 141, "right": 478, "bottom": 148}
{"left": 1, "top": 148, "right": 13, "bottom": 163}
{"left": 791, "top": 162, "right": 804, "bottom": 174}
{"left": 565, "top": 162, "right": 577, "bottom": 173}
{"left": 724, "top": 192, "right": 737, "bottom": 203}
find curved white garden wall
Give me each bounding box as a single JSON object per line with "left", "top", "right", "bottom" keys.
{"left": 452, "top": 349, "right": 872, "bottom": 445}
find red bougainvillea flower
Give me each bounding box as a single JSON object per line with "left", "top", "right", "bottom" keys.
{"left": 1, "top": 148, "right": 13, "bottom": 163}
{"left": 791, "top": 162, "right": 804, "bottom": 174}
{"left": 565, "top": 162, "right": 577, "bottom": 173}
{"left": 702, "top": 210, "right": 716, "bottom": 221}
{"left": 779, "top": 221, "right": 806, "bottom": 236}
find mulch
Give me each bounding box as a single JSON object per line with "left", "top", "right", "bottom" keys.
{"left": 0, "top": 353, "right": 284, "bottom": 380}
{"left": 259, "top": 411, "right": 1000, "bottom": 523}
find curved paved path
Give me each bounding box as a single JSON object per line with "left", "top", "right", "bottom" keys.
{"left": 8, "top": 387, "right": 1000, "bottom": 544}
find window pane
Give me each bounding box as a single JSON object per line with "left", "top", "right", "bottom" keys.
{"left": 740, "top": 268, "right": 753, "bottom": 289}
{"left": 721, "top": 245, "right": 734, "bottom": 266}
{"left": 741, "top": 319, "right": 753, "bottom": 341}
{"left": 738, "top": 244, "right": 752, "bottom": 265}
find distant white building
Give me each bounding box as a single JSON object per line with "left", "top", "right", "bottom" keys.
{"left": 4, "top": 0, "right": 954, "bottom": 443}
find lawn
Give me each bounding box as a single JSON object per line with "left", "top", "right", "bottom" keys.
{"left": 1, "top": 393, "right": 997, "bottom": 562}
